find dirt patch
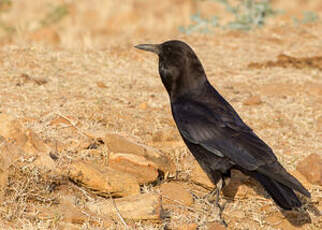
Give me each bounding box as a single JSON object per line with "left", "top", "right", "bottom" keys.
{"left": 248, "top": 54, "right": 322, "bottom": 71}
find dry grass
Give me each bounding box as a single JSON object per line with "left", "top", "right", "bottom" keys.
{"left": 0, "top": 0, "right": 321, "bottom": 229}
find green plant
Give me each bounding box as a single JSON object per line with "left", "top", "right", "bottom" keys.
{"left": 179, "top": 0, "right": 277, "bottom": 34}
{"left": 218, "top": 0, "right": 276, "bottom": 30}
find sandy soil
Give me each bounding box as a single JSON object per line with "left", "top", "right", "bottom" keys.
{"left": 0, "top": 0, "right": 321, "bottom": 229}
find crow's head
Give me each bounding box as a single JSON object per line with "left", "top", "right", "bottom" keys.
{"left": 135, "top": 40, "right": 207, "bottom": 98}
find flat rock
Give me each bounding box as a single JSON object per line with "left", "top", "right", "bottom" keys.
{"left": 296, "top": 153, "right": 322, "bottom": 186}
{"left": 160, "top": 182, "right": 193, "bottom": 206}
{"left": 105, "top": 133, "right": 175, "bottom": 173}
{"left": 0, "top": 114, "right": 55, "bottom": 171}
{"left": 108, "top": 152, "right": 159, "bottom": 184}
{"left": 190, "top": 160, "right": 213, "bottom": 189}
{"left": 87, "top": 192, "right": 161, "bottom": 220}
{"left": 66, "top": 160, "right": 140, "bottom": 197}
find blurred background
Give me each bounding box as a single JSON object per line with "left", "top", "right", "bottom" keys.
{"left": 0, "top": 0, "right": 321, "bottom": 48}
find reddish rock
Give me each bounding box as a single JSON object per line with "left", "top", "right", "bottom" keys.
{"left": 105, "top": 133, "right": 145, "bottom": 154}
{"left": 67, "top": 160, "right": 140, "bottom": 197}
{"left": 139, "top": 102, "right": 148, "bottom": 110}
{"left": 243, "top": 95, "right": 262, "bottom": 106}
{"left": 105, "top": 133, "right": 175, "bottom": 173}
{"left": 108, "top": 153, "right": 159, "bottom": 184}
{"left": 296, "top": 154, "right": 322, "bottom": 186}
{"left": 160, "top": 182, "right": 193, "bottom": 206}
{"left": 190, "top": 160, "right": 213, "bottom": 189}
{"left": 0, "top": 114, "right": 55, "bottom": 171}
{"left": 96, "top": 81, "right": 108, "bottom": 88}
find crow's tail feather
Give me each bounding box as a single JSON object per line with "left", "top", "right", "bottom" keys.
{"left": 253, "top": 172, "right": 302, "bottom": 210}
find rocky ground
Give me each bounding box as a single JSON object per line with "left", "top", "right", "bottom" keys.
{"left": 0, "top": 0, "right": 321, "bottom": 229}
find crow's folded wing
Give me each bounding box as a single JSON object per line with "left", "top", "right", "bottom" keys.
{"left": 172, "top": 101, "right": 277, "bottom": 171}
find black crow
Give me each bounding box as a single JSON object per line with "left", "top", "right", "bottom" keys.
{"left": 135, "top": 40, "right": 310, "bottom": 216}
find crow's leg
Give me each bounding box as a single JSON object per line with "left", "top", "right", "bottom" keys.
{"left": 215, "top": 178, "right": 227, "bottom": 227}
{"left": 206, "top": 177, "right": 228, "bottom": 227}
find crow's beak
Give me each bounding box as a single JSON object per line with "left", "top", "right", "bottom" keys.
{"left": 134, "top": 44, "right": 160, "bottom": 55}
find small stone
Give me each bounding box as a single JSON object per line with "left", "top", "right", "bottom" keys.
{"left": 296, "top": 153, "right": 322, "bottom": 186}
{"left": 139, "top": 102, "right": 148, "bottom": 110}
{"left": 160, "top": 182, "right": 193, "bottom": 206}
{"left": 96, "top": 81, "right": 108, "bottom": 88}
{"left": 243, "top": 95, "right": 262, "bottom": 105}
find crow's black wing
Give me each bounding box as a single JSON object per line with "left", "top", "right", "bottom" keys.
{"left": 172, "top": 100, "right": 277, "bottom": 171}
{"left": 171, "top": 99, "right": 310, "bottom": 197}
